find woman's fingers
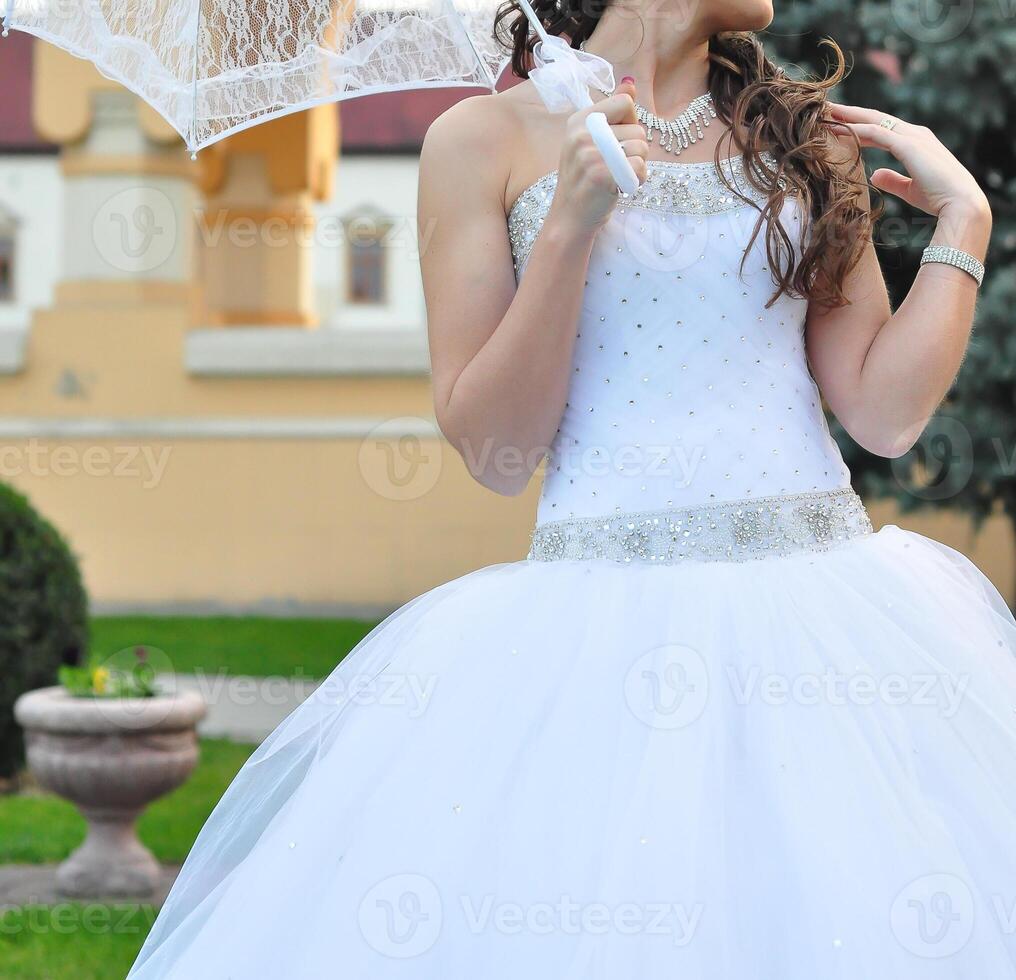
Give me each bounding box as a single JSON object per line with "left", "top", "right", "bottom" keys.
{"left": 611, "top": 123, "right": 648, "bottom": 144}
{"left": 614, "top": 75, "right": 637, "bottom": 123}
{"left": 826, "top": 102, "right": 879, "bottom": 122}
{"left": 586, "top": 73, "right": 637, "bottom": 126}
{"left": 830, "top": 102, "right": 986, "bottom": 219}
{"left": 621, "top": 139, "right": 650, "bottom": 159}
{"left": 870, "top": 167, "right": 914, "bottom": 201}
{"left": 826, "top": 102, "right": 905, "bottom": 127}
{"left": 580, "top": 92, "right": 636, "bottom": 125}
{"left": 830, "top": 121, "right": 906, "bottom": 155}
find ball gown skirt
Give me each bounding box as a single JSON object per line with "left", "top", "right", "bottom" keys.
{"left": 128, "top": 156, "right": 1016, "bottom": 977}
{"left": 127, "top": 524, "right": 1016, "bottom": 978}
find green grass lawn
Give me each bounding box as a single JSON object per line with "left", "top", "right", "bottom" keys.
{"left": 90, "top": 615, "right": 378, "bottom": 679}
{"left": 0, "top": 904, "right": 157, "bottom": 980}
{"left": 1, "top": 740, "right": 253, "bottom": 977}
{"left": 3, "top": 616, "right": 363, "bottom": 977}
{"left": 0, "top": 740, "right": 253, "bottom": 865}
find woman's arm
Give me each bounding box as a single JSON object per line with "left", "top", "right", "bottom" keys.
{"left": 804, "top": 104, "right": 992, "bottom": 459}
{"left": 418, "top": 85, "right": 646, "bottom": 495}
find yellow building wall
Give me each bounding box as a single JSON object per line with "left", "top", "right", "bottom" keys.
{"left": 3, "top": 51, "right": 1011, "bottom": 615}
{"left": 1, "top": 279, "right": 1011, "bottom": 612}
{"left": 1, "top": 295, "right": 540, "bottom": 610}
{"left": 4, "top": 437, "right": 539, "bottom": 611}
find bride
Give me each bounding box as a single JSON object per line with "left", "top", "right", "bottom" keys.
{"left": 129, "top": 0, "right": 1013, "bottom": 976}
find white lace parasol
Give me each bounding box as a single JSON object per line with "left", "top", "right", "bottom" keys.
{"left": 0, "top": 0, "right": 637, "bottom": 188}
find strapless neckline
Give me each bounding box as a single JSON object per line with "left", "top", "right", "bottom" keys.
{"left": 507, "top": 152, "right": 776, "bottom": 223}
{"left": 507, "top": 152, "right": 781, "bottom": 277}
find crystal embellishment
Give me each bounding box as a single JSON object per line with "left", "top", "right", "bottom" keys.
{"left": 507, "top": 154, "right": 778, "bottom": 274}
{"left": 920, "top": 245, "right": 985, "bottom": 287}
{"left": 528, "top": 488, "right": 872, "bottom": 565}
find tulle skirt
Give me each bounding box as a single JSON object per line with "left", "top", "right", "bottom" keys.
{"left": 128, "top": 525, "right": 1016, "bottom": 978}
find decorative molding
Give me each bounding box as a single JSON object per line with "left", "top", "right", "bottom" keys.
{"left": 0, "top": 416, "right": 440, "bottom": 440}
{"left": 203, "top": 206, "right": 314, "bottom": 226}
{"left": 54, "top": 280, "right": 196, "bottom": 307}
{"left": 206, "top": 310, "right": 318, "bottom": 328}
{"left": 196, "top": 107, "right": 337, "bottom": 200}
{"left": 61, "top": 154, "right": 194, "bottom": 179}
{"left": 0, "top": 324, "right": 28, "bottom": 374}
{"left": 186, "top": 325, "right": 431, "bottom": 377}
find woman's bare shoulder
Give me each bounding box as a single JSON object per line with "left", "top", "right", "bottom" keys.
{"left": 420, "top": 82, "right": 554, "bottom": 211}
{"left": 423, "top": 86, "right": 532, "bottom": 162}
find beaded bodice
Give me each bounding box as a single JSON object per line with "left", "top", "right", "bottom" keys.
{"left": 508, "top": 156, "right": 851, "bottom": 526}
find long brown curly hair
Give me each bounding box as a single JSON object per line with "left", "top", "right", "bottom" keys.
{"left": 493, "top": 4, "right": 874, "bottom": 308}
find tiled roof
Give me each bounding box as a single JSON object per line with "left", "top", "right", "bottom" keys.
{"left": 0, "top": 33, "right": 56, "bottom": 152}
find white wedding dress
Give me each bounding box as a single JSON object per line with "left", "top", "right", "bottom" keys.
{"left": 129, "top": 157, "right": 1016, "bottom": 978}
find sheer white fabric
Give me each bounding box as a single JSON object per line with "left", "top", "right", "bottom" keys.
{"left": 528, "top": 34, "right": 613, "bottom": 111}
{"left": 1, "top": 0, "right": 510, "bottom": 149}
{"left": 126, "top": 157, "right": 1016, "bottom": 977}
{"left": 130, "top": 537, "right": 1016, "bottom": 978}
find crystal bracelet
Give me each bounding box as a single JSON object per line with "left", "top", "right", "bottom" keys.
{"left": 920, "top": 245, "right": 985, "bottom": 287}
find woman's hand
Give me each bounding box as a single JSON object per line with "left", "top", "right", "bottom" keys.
{"left": 827, "top": 102, "right": 991, "bottom": 233}
{"left": 548, "top": 77, "right": 648, "bottom": 239}
{"left": 807, "top": 101, "right": 991, "bottom": 462}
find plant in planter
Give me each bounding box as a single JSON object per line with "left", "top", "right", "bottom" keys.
{"left": 15, "top": 644, "right": 207, "bottom": 898}
{"left": 59, "top": 644, "right": 161, "bottom": 699}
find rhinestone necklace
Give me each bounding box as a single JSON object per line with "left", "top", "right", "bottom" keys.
{"left": 635, "top": 93, "right": 717, "bottom": 156}
{"left": 575, "top": 41, "right": 717, "bottom": 155}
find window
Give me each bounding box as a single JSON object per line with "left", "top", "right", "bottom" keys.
{"left": 344, "top": 211, "right": 390, "bottom": 306}
{"left": 0, "top": 230, "right": 13, "bottom": 303}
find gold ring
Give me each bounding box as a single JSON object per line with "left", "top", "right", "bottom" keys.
{"left": 879, "top": 117, "right": 899, "bottom": 131}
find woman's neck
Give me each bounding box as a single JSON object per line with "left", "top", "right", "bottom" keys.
{"left": 582, "top": 5, "right": 712, "bottom": 116}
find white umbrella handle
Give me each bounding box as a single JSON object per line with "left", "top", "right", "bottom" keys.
{"left": 515, "top": 0, "right": 639, "bottom": 196}
{"left": 585, "top": 112, "right": 639, "bottom": 195}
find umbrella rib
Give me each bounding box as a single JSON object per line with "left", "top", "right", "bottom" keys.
{"left": 444, "top": 0, "right": 497, "bottom": 92}
{"left": 189, "top": 0, "right": 202, "bottom": 152}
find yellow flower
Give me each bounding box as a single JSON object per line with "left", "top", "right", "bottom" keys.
{"left": 92, "top": 667, "right": 110, "bottom": 695}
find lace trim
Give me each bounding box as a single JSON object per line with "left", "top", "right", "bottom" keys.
{"left": 507, "top": 154, "right": 776, "bottom": 274}
{"left": 528, "top": 488, "right": 872, "bottom": 565}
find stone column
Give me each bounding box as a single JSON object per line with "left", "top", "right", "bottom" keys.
{"left": 33, "top": 43, "right": 199, "bottom": 314}
{"left": 196, "top": 106, "right": 338, "bottom": 327}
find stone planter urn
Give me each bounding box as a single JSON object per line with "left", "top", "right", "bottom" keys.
{"left": 14, "top": 686, "right": 207, "bottom": 898}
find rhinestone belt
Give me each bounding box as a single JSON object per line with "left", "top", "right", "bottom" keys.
{"left": 528, "top": 488, "right": 872, "bottom": 565}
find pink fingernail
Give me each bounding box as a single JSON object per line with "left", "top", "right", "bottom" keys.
{"left": 620, "top": 75, "right": 635, "bottom": 86}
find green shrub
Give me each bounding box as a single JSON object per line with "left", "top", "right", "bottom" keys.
{"left": 0, "top": 483, "right": 88, "bottom": 779}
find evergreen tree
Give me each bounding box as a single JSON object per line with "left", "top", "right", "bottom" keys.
{"left": 766, "top": 0, "right": 1016, "bottom": 554}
